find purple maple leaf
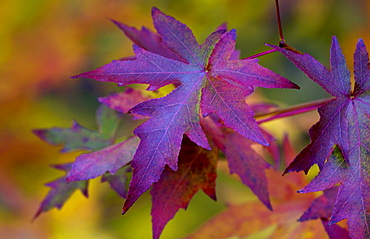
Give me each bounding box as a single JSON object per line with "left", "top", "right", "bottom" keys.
{"left": 270, "top": 37, "right": 370, "bottom": 238}
{"left": 73, "top": 7, "right": 298, "bottom": 214}
{"left": 299, "top": 187, "right": 339, "bottom": 221}
{"left": 299, "top": 146, "right": 366, "bottom": 238}
{"left": 66, "top": 136, "right": 139, "bottom": 182}
{"left": 299, "top": 186, "right": 350, "bottom": 239}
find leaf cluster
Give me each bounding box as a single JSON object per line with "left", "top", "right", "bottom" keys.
{"left": 34, "top": 6, "right": 370, "bottom": 239}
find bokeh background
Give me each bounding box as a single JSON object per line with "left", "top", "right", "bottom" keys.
{"left": 1, "top": 0, "right": 369, "bottom": 238}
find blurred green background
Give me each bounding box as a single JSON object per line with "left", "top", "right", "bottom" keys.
{"left": 0, "top": 0, "right": 369, "bottom": 238}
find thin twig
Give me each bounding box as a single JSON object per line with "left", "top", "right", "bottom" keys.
{"left": 255, "top": 98, "right": 334, "bottom": 124}
{"left": 244, "top": 49, "right": 278, "bottom": 59}
{"left": 275, "top": 0, "right": 285, "bottom": 45}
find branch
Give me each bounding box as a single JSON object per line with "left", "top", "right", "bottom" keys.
{"left": 275, "top": 0, "right": 286, "bottom": 45}
{"left": 255, "top": 98, "right": 334, "bottom": 124}
{"left": 244, "top": 49, "right": 278, "bottom": 59}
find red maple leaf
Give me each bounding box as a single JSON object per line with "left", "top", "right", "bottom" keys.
{"left": 151, "top": 136, "right": 218, "bottom": 239}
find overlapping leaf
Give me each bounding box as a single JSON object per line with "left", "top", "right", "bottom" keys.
{"left": 73, "top": 7, "right": 298, "bottom": 214}
{"left": 202, "top": 115, "right": 273, "bottom": 210}
{"left": 101, "top": 89, "right": 277, "bottom": 238}
{"left": 34, "top": 105, "right": 134, "bottom": 218}
{"left": 151, "top": 136, "right": 218, "bottom": 239}
{"left": 101, "top": 166, "right": 132, "bottom": 199}
{"left": 322, "top": 220, "right": 351, "bottom": 239}
{"left": 299, "top": 186, "right": 350, "bottom": 239}
{"left": 33, "top": 105, "right": 121, "bottom": 152}
{"left": 299, "top": 146, "right": 368, "bottom": 239}
{"left": 99, "top": 87, "right": 152, "bottom": 119}
{"left": 187, "top": 135, "right": 349, "bottom": 239}
{"left": 186, "top": 167, "right": 324, "bottom": 239}
{"left": 299, "top": 187, "right": 339, "bottom": 222}
{"left": 66, "top": 136, "right": 139, "bottom": 182}
{"left": 269, "top": 37, "right": 370, "bottom": 238}
{"left": 33, "top": 163, "right": 88, "bottom": 220}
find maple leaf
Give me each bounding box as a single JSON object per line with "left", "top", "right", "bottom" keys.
{"left": 186, "top": 135, "right": 350, "bottom": 239}
{"left": 299, "top": 146, "right": 368, "bottom": 239}
{"left": 299, "top": 186, "right": 350, "bottom": 239}
{"left": 66, "top": 136, "right": 139, "bottom": 182}
{"left": 186, "top": 135, "right": 348, "bottom": 239}
{"left": 202, "top": 115, "right": 273, "bottom": 210}
{"left": 34, "top": 103, "right": 138, "bottom": 184}
{"left": 269, "top": 37, "right": 370, "bottom": 238}
{"left": 186, "top": 167, "right": 325, "bottom": 239}
{"left": 34, "top": 105, "right": 134, "bottom": 217}
{"left": 73, "top": 7, "right": 298, "bottom": 214}
{"left": 33, "top": 163, "right": 88, "bottom": 220}
{"left": 151, "top": 136, "right": 218, "bottom": 239}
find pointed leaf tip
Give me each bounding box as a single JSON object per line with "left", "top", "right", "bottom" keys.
{"left": 229, "top": 28, "right": 237, "bottom": 39}
{"left": 70, "top": 73, "right": 82, "bottom": 79}
{"left": 331, "top": 35, "right": 338, "bottom": 44}
{"left": 216, "top": 22, "right": 228, "bottom": 31}
{"left": 151, "top": 7, "right": 166, "bottom": 22}
{"left": 152, "top": 6, "right": 160, "bottom": 14}
{"left": 109, "top": 18, "right": 120, "bottom": 26}
{"left": 33, "top": 129, "right": 47, "bottom": 140}
{"left": 357, "top": 38, "right": 365, "bottom": 47}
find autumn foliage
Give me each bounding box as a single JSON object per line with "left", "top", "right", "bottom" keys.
{"left": 33, "top": 4, "right": 370, "bottom": 239}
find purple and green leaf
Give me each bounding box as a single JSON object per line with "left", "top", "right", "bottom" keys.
{"left": 34, "top": 105, "right": 134, "bottom": 218}
{"left": 33, "top": 105, "right": 121, "bottom": 152}
{"left": 33, "top": 163, "right": 88, "bottom": 220}
{"left": 270, "top": 37, "right": 370, "bottom": 238}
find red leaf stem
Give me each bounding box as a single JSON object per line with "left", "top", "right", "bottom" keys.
{"left": 255, "top": 97, "right": 334, "bottom": 124}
